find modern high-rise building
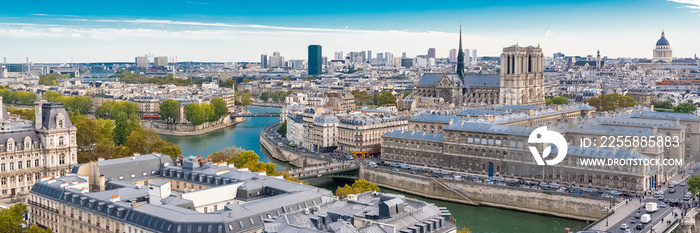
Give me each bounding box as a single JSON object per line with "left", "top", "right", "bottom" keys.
{"left": 367, "top": 50, "right": 372, "bottom": 61}
{"left": 334, "top": 51, "right": 343, "bottom": 60}
{"left": 449, "top": 49, "right": 457, "bottom": 62}
{"left": 402, "top": 52, "right": 407, "bottom": 58}
{"left": 260, "top": 54, "right": 268, "bottom": 68}
{"left": 308, "top": 45, "right": 322, "bottom": 76}
{"left": 153, "top": 56, "right": 168, "bottom": 67}
{"left": 384, "top": 52, "right": 393, "bottom": 62}
{"left": 269, "top": 51, "right": 285, "bottom": 68}
{"left": 135, "top": 56, "right": 149, "bottom": 68}
{"left": 465, "top": 48, "right": 470, "bottom": 64}
{"left": 376, "top": 53, "right": 384, "bottom": 62}
{"left": 427, "top": 48, "right": 436, "bottom": 59}
{"left": 472, "top": 49, "right": 478, "bottom": 65}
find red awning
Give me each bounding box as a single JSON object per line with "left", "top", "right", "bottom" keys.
{"left": 143, "top": 115, "right": 160, "bottom": 118}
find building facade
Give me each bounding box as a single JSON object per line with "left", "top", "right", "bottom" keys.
{"left": 0, "top": 99, "right": 78, "bottom": 199}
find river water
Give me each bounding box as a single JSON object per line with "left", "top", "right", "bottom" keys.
{"left": 160, "top": 106, "right": 587, "bottom": 232}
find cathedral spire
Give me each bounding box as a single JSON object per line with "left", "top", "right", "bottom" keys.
{"left": 456, "top": 25, "right": 465, "bottom": 79}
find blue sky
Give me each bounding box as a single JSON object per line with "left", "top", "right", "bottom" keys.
{"left": 1, "top": 0, "right": 699, "bottom": 62}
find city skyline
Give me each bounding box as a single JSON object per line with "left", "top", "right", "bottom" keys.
{"left": 1, "top": 0, "right": 699, "bottom": 63}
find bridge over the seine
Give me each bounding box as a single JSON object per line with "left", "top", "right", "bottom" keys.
{"left": 287, "top": 162, "right": 361, "bottom": 180}
{"left": 229, "top": 112, "right": 280, "bottom": 118}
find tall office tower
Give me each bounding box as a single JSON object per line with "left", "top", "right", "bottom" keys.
{"left": 308, "top": 45, "right": 322, "bottom": 76}
{"left": 360, "top": 51, "right": 367, "bottom": 63}
{"left": 269, "top": 51, "right": 285, "bottom": 68}
{"left": 427, "top": 48, "right": 436, "bottom": 59}
{"left": 322, "top": 57, "right": 328, "bottom": 67}
{"left": 367, "top": 50, "right": 372, "bottom": 62}
{"left": 377, "top": 53, "right": 384, "bottom": 62}
{"left": 465, "top": 49, "right": 470, "bottom": 64}
{"left": 456, "top": 26, "right": 465, "bottom": 79}
{"left": 334, "top": 51, "right": 343, "bottom": 60}
{"left": 472, "top": 49, "right": 478, "bottom": 65}
{"left": 135, "top": 56, "right": 149, "bottom": 68}
{"left": 385, "top": 52, "right": 393, "bottom": 62}
{"left": 449, "top": 49, "right": 457, "bottom": 62}
{"left": 154, "top": 56, "right": 168, "bottom": 67}
{"left": 261, "top": 54, "right": 268, "bottom": 68}
{"left": 402, "top": 52, "right": 407, "bottom": 58}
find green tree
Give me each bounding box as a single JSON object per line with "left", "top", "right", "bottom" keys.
{"left": 375, "top": 91, "right": 397, "bottom": 106}
{"left": 241, "top": 78, "right": 253, "bottom": 83}
{"left": 94, "top": 101, "right": 115, "bottom": 118}
{"left": 63, "top": 96, "right": 93, "bottom": 114}
{"left": 546, "top": 96, "right": 568, "bottom": 105}
{"left": 674, "top": 103, "right": 697, "bottom": 113}
{"left": 402, "top": 90, "right": 413, "bottom": 98}
{"left": 585, "top": 93, "right": 637, "bottom": 112}
{"left": 110, "top": 102, "right": 141, "bottom": 146}
{"left": 159, "top": 99, "right": 180, "bottom": 124}
{"left": 200, "top": 103, "right": 217, "bottom": 122}
{"left": 457, "top": 228, "right": 471, "bottom": 233}
{"left": 336, "top": 179, "right": 380, "bottom": 198}
{"left": 43, "top": 91, "right": 64, "bottom": 102}
{"left": 235, "top": 90, "right": 253, "bottom": 105}
{"left": 184, "top": 103, "right": 206, "bottom": 125}
{"left": 652, "top": 100, "right": 674, "bottom": 109}
{"left": 351, "top": 89, "right": 374, "bottom": 106}
{"left": 27, "top": 225, "right": 53, "bottom": 233}
{"left": 39, "top": 72, "right": 69, "bottom": 86}
{"left": 219, "top": 79, "right": 235, "bottom": 88}
{"left": 210, "top": 97, "right": 228, "bottom": 119}
{"left": 277, "top": 120, "right": 287, "bottom": 137}
{"left": 688, "top": 175, "right": 700, "bottom": 198}
{"left": 0, "top": 203, "right": 28, "bottom": 232}
{"left": 260, "top": 92, "right": 270, "bottom": 102}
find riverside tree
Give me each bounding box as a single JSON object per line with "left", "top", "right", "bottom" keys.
{"left": 159, "top": 99, "right": 180, "bottom": 124}
{"left": 585, "top": 93, "right": 637, "bottom": 111}
{"left": 336, "top": 179, "right": 380, "bottom": 198}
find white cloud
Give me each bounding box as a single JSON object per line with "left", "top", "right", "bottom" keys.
{"left": 668, "top": 0, "right": 700, "bottom": 10}
{"left": 545, "top": 30, "right": 554, "bottom": 37}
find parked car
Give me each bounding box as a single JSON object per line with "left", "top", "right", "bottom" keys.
{"left": 620, "top": 223, "right": 629, "bottom": 229}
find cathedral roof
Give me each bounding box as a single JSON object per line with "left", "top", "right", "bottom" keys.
{"left": 464, "top": 74, "right": 500, "bottom": 87}
{"left": 417, "top": 73, "right": 463, "bottom": 86}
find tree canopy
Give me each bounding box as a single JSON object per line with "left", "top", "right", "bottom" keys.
{"left": 585, "top": 93, "right": 637, "bottom": 111}
{"left": 277, "top": 120, "right": 287, "bottom": 137}
{"left": 545, "top": 96, "right": 568, "bottom": 105}
{"left": 235, "top": 90, "right": 253, "bottom": 105}
{"left": 688, "top": 175, "right": 700, "bottom": 197}
{"left": 652, "top": 100, "right": 674, "bottom": 109}
{"left": 39, "top": 72, "right": 70, "bottom": 86}
{"left": 184, "top": 103, "right": 206, "bottom": 125}
{"left": 336, "top": 179, "right": 380, "bottom": 198}
{"left": 159, "top": 99, "right": 180, "bottom": 124}
{"left": 351, "top": 89, "right": 373, "bottom": 106}
{"left": 210, "top": 97, "right": 229, "bottom": 117}
{"left": 374, "top": 91, "right": 397, "bottom": 106}
{"left": 0, "top": 89, "right": 36, "bottom": 105}
{"left": 0, "top": 203, "right": 52, "bottom": 233}
{"left": 674, "top": 103, "right": 697, "bottom": 113}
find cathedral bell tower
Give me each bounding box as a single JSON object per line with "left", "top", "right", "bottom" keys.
{"left": 499, "top": 44, "right": 545, "bottom": 106}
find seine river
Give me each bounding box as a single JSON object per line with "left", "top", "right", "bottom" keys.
{"left": 160, "top": 106, "right": 587, "bottom": 232}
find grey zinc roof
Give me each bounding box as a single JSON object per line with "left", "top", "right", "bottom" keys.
{"left": 409, "top": 114, "right": 462, "bottom": 124}
{"left": 464, "top": 74, "right": 500, "bottom": 87}
{"left": 417, "top": 74, "right": 463, "bottom": 86}
{"left": 0, "top": 129, "right": 39, "bottom": 147}
{"left": 98, "top": 153, "right": 173, "bottom": 181}
{"left": 443, "top": 122, "right": 534, "bottom": 136}
{"left": 600, "top": 118, "right": 686, "bottom": 129}
{"left": 382, "top": 130, "right": 444, "bottom": 142}
{"left": 633, "top": 111, "right": 700, "bottom": 122}
{"left": 564, "top": 124, "right": 661, "bottom": 136}
{"left": 41, "top": 102, "right": 74, "bottom": 130}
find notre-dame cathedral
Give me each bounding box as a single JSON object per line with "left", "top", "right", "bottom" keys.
{"left": 414, "top": 28, "right": 545, "bottom": 106}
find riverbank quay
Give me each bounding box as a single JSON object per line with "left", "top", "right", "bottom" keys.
{"left": 143, "top": 116, "right": 244, "bottom": 136}
{"left": 260, "top": 121, "right": 329, "bottom": 167}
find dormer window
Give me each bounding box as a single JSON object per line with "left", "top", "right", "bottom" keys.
{"left": 58, "top": 119, "right": 64, "bottom": 128}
